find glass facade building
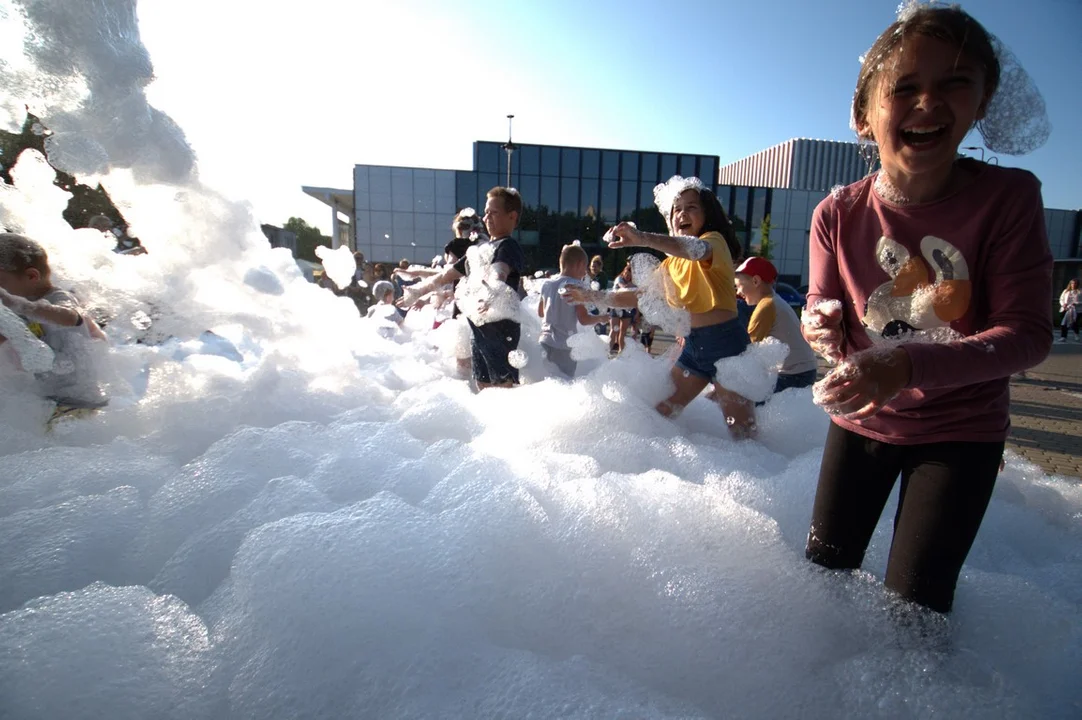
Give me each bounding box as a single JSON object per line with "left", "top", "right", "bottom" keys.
{"left": 455, "top": 141, "right": 720, "bottom": 272}
{"left": 323, "top": 138, "right": 1080, "bottom": 286}
{"left": 350, "top": 141, "right": 719, "bottom": 273}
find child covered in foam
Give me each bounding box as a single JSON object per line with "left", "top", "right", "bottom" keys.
{"left": 366, "top": 280, "right": 404, "bottom": 339}
{"left": 0, "top": 233, "right": 108, "bottom": 421}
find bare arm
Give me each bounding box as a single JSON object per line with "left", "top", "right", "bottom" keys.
{"left": 537, "top": 297, "right": 545, "bottom": 318}
{"left": 0, "top": 288, "right": 81, "bottom": 327}
{"left": 575, "top": 305, "right": 605, "bottom": 325}
{"left": 563, "top": 286, "right": 639, "bottom": 309}
{"left": 396, "top": 265, "right": 464, "bottom": 308}
{"left": 394, "top": 267, "right": 441, "bottom": 280}
{"left": 604, "top": 222, "right": 712, "bottom": 262}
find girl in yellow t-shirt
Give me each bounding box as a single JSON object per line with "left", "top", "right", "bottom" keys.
{"left": 566, "top": 176, "right": 755, "bottom": 438}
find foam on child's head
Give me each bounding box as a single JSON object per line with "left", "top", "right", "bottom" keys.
{"left": 372, "top": 280, "right": 394, "bottom": 300}
{"left": 652, "top": 176, "right": 706, "bottom": 225}
{"left": 852, "top": 1, "right": 1050, "bottom": 156}
{"left": 452, "top": 208, "right": 487, "bottom": 240}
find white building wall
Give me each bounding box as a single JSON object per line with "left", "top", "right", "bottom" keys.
{"left": 722, "top": 139, "right": 871, "bottom": 193}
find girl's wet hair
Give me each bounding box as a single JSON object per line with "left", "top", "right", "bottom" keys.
{"left": 691, "top": 189, "right": 743, "bottom": 263}
{"left": 852, "top": 5, "right": 1000, "bottom": 139}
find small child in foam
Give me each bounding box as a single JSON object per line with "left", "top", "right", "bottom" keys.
{"left": 366, "top": 280, "right": 404, "bottom": 339}
{"left": 0, "top": 232, "right": 108, "bottom": 422}
{"left": 536, "top": 242, "right": 604, "bottom": 378}
{"left": 733, "top": 256, "right": 817, "bottom": 393}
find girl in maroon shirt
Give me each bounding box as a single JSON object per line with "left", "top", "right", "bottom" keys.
{"left": 801, "top": 5, "right": 1053, "bottom": 613}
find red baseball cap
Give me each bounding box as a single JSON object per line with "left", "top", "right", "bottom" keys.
{"left": 735, "top": 256, "right": 778, "bottom": 284}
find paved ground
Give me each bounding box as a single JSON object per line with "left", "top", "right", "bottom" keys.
{"left": 1006, "top": 341, "right": 1082, "bottom": 479}
{"left": 646, "top": 333, "right": 1082, "bottom": 480}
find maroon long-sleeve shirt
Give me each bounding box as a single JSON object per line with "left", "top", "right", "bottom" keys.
{"left": 808, "top": 160, "right": 1053, "bottom": 445}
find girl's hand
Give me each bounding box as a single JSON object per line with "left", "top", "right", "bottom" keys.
{"left": 561, "top": 285, "right": 591, "bottom": 305}
{"left": 801, "top": 301, "right": 844, "bottom": 364}
{"left": 396, "top": 285, "right": 425, "bottom": 309}
{"left": 603, "top": 222, "right": 643, "bottom": 249}
{"left": 813, "top": 346, "right": 912, "bottom": 420}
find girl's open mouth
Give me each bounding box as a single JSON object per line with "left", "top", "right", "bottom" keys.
{"left": 900, "top": 125, "right": 948, "bottom": 148}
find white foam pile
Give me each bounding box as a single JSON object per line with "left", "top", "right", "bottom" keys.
{"left": 313, "top": 244, "right": 357, "bottom": 290}
{"left": 0, "top": 2, "right": 1079, "bottom": 718}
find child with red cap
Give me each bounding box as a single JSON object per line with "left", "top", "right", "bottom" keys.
{"left": 734, "top": 257, "right": 818, "bottom": 392}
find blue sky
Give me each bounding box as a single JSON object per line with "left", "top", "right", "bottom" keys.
{"left": 138, "top": 0, "right": 1082, "bottom": 232}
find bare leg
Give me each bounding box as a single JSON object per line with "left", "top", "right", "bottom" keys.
{"left": 656, "top": 365, "right": 710, "bottom": 417}
{"left": 617, "top": 318, "right": 630, "bottom": 353}
{"left": 711, "top": 382, "right": 757, "bottom": 439}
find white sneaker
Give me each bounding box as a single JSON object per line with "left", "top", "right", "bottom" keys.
{"left": 1056, "top": 337, "right": 1067, "bottom": 343}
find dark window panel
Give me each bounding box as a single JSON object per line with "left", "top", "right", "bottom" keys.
{"left": 602, "top": 150, "right": 620, "bottom": 179}
{"left": 541, "top": 176, "right": 559, "bottom": 211}
{"left": 477, "top": 143, "right": 499, "bottom": 173}
{"left": 716, "top": 185, "right": 733, "bottom": 214}
{"left": 479, "top": 173, "right": 499, "bottom": 198}
{"left": 582, "top": 149, "right": 600, "bottom": 179}
{"left": 640, "top": 181, "right": 656, "bottom": 211}
{"left": 639, "top": 182, "right": 667, "bottom": 233}
{"left": 733, "top": 187, "right": 750, "bottom": 225}
{"left": 620, "top": 180, "right": 639, "bottom": 219}
{"left": 455, "top": 172, "right": 478, "bottom": 212}
{"left": 700, "top": 157, "right": 717, "bottom": 183}
{"left": 520, "top": 145, "right": 540, "bottom": 175}
{"left": 541, "top": 146, "right": 561, "bottom": 176}
{"left": 660, "top": 154, "right": 677, "bottom": 180}
{"left": 680, "top": 154, "right": 697, "bottom": 177}
{"left": 518, "top": 175, "right": 540, "bottom": 230}
{"left": 620, "top": 151, "right": 639, "bottom": 181}
{"left": 600, "top": 179, "right": 618, "bottom": 222}
{"left": 580, "top": 178, "right": 599, "bottom": 217}
{"left": 561, "top": 177, "right": 579, "bottom": 214}
{"left": 751, "top": 187, "right": 768, "bottom": 227}
{"left": 561, "top": 148, "right": 580, "bottom": 178}
{"left": 732, "top": 186, "right": 750, "bottom": 254}
{"left": 641, "top": 153, "right": 659, "bottom": 183}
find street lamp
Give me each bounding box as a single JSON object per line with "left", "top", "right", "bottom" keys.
{"left": 963, "top": 145, "right": 985, "bottom": 162}
{"left": 502, "top": 114, "right": 516, "bottom": 188}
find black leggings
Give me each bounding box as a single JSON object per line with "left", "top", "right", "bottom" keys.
{"left": 1061, "top": 318, "right": 1079, "bottom": 339}
{"left": 806, "top": 422, "right": 1003, "bottom": 613}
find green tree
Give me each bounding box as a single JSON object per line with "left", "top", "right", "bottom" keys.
{"left": 758, "top": 214, "right": 773, "bottom": 260}
{"left": 284, "top": 217, "right": 330, "bottom": 262}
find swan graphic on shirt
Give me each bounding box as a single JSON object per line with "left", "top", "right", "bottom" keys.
{"left": 861, "top": 235, "right": 972, "bottom": 343}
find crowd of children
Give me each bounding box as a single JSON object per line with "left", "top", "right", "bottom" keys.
{"left": 0, "top": 4, "right": 1062, "bottom": 616}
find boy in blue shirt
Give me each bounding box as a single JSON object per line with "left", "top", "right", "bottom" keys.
{"left": 537, "top": 243, "right": 603, "bottom": 378}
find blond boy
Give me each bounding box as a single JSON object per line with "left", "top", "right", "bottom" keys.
{"left": 537, "top": 244, "right": 603, "bottom": 378}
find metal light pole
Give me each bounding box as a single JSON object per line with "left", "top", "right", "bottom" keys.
{"left": 501, "top": 114, "right": 516, "bottom": 187}
{"left": 963, "top": 145, "right": 985, "bottom": 162}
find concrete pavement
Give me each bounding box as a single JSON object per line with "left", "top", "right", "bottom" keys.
{"left": 1006, "top": 341, "right": 1082, "bottom": 479}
